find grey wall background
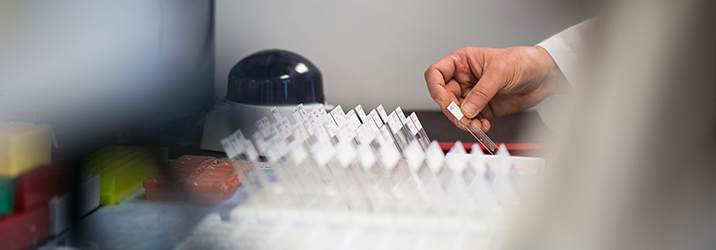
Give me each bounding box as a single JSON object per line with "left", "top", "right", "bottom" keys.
{"left": 215, "top": 0, "right": 595, "bottom": 111}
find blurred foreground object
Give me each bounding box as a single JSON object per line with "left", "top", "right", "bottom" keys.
{"left": 0, "top": 123, "right": 58, "bottom": 249}
{"left": 0, "top": 123, "right": 52, "bottom": 178}
{"left": 0, "top": 204, "right": 49, "bottom": 250}
{"left": 504, "top": 1, "right": 716, "bottom": 250}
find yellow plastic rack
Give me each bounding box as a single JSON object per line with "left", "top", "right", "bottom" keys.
{"left": 81, "top": 146, "right": 167, "bottom": 205}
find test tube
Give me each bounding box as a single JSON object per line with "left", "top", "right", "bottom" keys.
{"left": 408, "top": 112, "right": 431, "bottom": 150}
{"left": 353, "top": 104, "right": 369, "bottom": 124}
{"left": 446, "top": 102, "right": 498, "bottom": 154}
{"left": 376, "top": 105, "right": 389, "bottom": 124}
{"left": 385, "top": 110, "right": 410, "bottom": 153}
{"left": 393, "top": 107, "right": 416, "bottom": 145}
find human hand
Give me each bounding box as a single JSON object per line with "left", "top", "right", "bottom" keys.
{"left": 425, "top": 46, "right": 567, "bottom": 132}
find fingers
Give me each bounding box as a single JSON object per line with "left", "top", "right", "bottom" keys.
{"left": 477, "top": 118, "right": 491, "bottom": 132}
{"left": 461, "top": 67, "right": 504, "bottom": 119}
{"left": 425, "top": 68, "right": 451, "bottom": 109}
{"left": 445, "top": 79, "right": 462, "bottom": 98}
{"left": 426, "top": 48, "right": 498, "bottom": 132}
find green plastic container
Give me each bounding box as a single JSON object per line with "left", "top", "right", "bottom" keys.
{"left": 0, "top": 178, "right": 13, "bottom": 215}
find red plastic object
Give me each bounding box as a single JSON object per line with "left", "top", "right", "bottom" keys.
{"left": 438, "top": 142, "right": 548, "bottom": 156}
{"left": 143, "top": 155, "right": 219, "bottom": 202}
{"left": 184, "top": 162, "right": 240, "bottom": 205}
{"left": 143, "top": 156, "right": 241, "bottom": 205}
{"left": 143, "top": 175, "right": 185, "bottom": 202}
{"left": 14, "top": 163, "right": 67, "bottom": 212}
{"left": 0, "top": 204, "right": 50, "bottom": 250}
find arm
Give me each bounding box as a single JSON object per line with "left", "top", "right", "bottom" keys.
{"left": 425, "top": 20, "right": 593, "bottom": 132}
{"left": 534, "top": 19, "right": 596, "bottom": 131}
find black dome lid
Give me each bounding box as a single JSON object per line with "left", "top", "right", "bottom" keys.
{"left": 227, "top": 49, "right": 324, "bottom": 105}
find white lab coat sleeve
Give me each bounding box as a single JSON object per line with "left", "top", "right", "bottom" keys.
{"left": 532, "top": 19, "right": 596, "bottom": 132}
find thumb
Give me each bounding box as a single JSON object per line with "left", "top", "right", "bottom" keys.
{"left": 461, "top": 68, "right": 504, "bottom": 119}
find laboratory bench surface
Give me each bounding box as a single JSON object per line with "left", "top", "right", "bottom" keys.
{"left": 35, "top": 110, "right": 552, "bottom": 250}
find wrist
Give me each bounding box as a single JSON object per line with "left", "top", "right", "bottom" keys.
{"left": 534, "top": 46, "right": 570, "bottom": 95}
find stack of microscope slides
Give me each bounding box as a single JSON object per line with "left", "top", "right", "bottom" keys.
{"left": 177, "top": 104, "right": 545, "bottom": 250}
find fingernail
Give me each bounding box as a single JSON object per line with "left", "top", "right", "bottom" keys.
{"left": 436, "top": 97, "right": 443, "bottom": 108}
{"left": 462, "top": 102, "right": 478, "bottom": 117}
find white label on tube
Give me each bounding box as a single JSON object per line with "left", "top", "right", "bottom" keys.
{"left": 309, "top": 112, "right": 322, "bottom": 130}
{"left": 323, "top": 118, "right": 338, "bottom": 137}
{"left": 345, "top": 110, "right": 360, "bottom": 130}
{"left": 330, "top": 105, "right": 346, "bottom": 127}
{"left": 270, "top": 106, "right": 282, "bottom": 122}
{"left": 447, "top": 102, "right": 464, "bottom": 120}
{"left": 395, "top": 106, "right": 407, "bottom": 124}
{"left": 231, "top": 129, "right": 245, "bottom": 141}
{"left": 298, "top": 104, "right": 309, "bottom": 118}
{"left": 387, "top": 111, "right": 403, "bottom": 134}
{"left": 409, "top": 112, "right": 424, "bottom": 131}
{"left": 405, "top": 115, "right": 418, "bottom": 136}
{"left": 315, "top": 104, "right": 327, "bottom": 115}
{"left": 257, "top": 117, "right": 272, "bottom": 138}
{"left": 369, "top": 110, "right": 382, "bottom": 126}
{"left": 302, "top": 119, "right": 315, "bottom": 136}
{"left": 291, "top": 106, "right": 304, "bottom": 122}
{"left": 277, "top": 117, "right": 292, "bottom": 139}
{"left": 376, "top": 105, "right": 389, "bottom": 123}
{"left": 292, "top": 123, "right": 309, "bottom": 142}
{"left": 354, "top": 105, "right": 368, "bottom": 123}
{"left": 221, "top": 137, "right": 239, "bottom": 159}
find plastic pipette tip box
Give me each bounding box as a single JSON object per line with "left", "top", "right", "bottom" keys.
{"left": 81, "top": 146, "right": 167, "bottom": 205}
{"left": 0, "top": 204, "right": 50, "bottom": 250}
{"left": 14, "top": 163, "right": 67, "bottom": 212}
{"left": 0, "top": 178, "right": 12, "bottom": 216}
{"left": 143, "top": 156, "right": 241, "bottom": 205}
{"left": 0, "top": 123, "right": 52, "bottom": 178}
